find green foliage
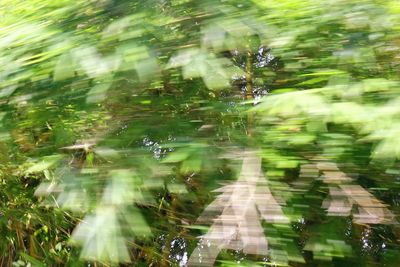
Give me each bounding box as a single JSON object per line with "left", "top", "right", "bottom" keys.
{"left": 1, "top": 0, "right": 400, "bottom": 266}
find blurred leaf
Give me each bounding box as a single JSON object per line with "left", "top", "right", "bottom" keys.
{"left": 25, "top": 155, "right": 62, "bottom": 174}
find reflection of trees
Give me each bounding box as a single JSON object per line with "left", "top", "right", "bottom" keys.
{"left": 314, "top": 162, "right": 395, "bottom": 224}
{"left": 189, "top": 150, "right": 289, "bottom": 266}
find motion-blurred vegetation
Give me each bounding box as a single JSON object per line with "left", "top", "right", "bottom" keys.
{"left": 1, "top": 0, "right": 400, "bottom": 266}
